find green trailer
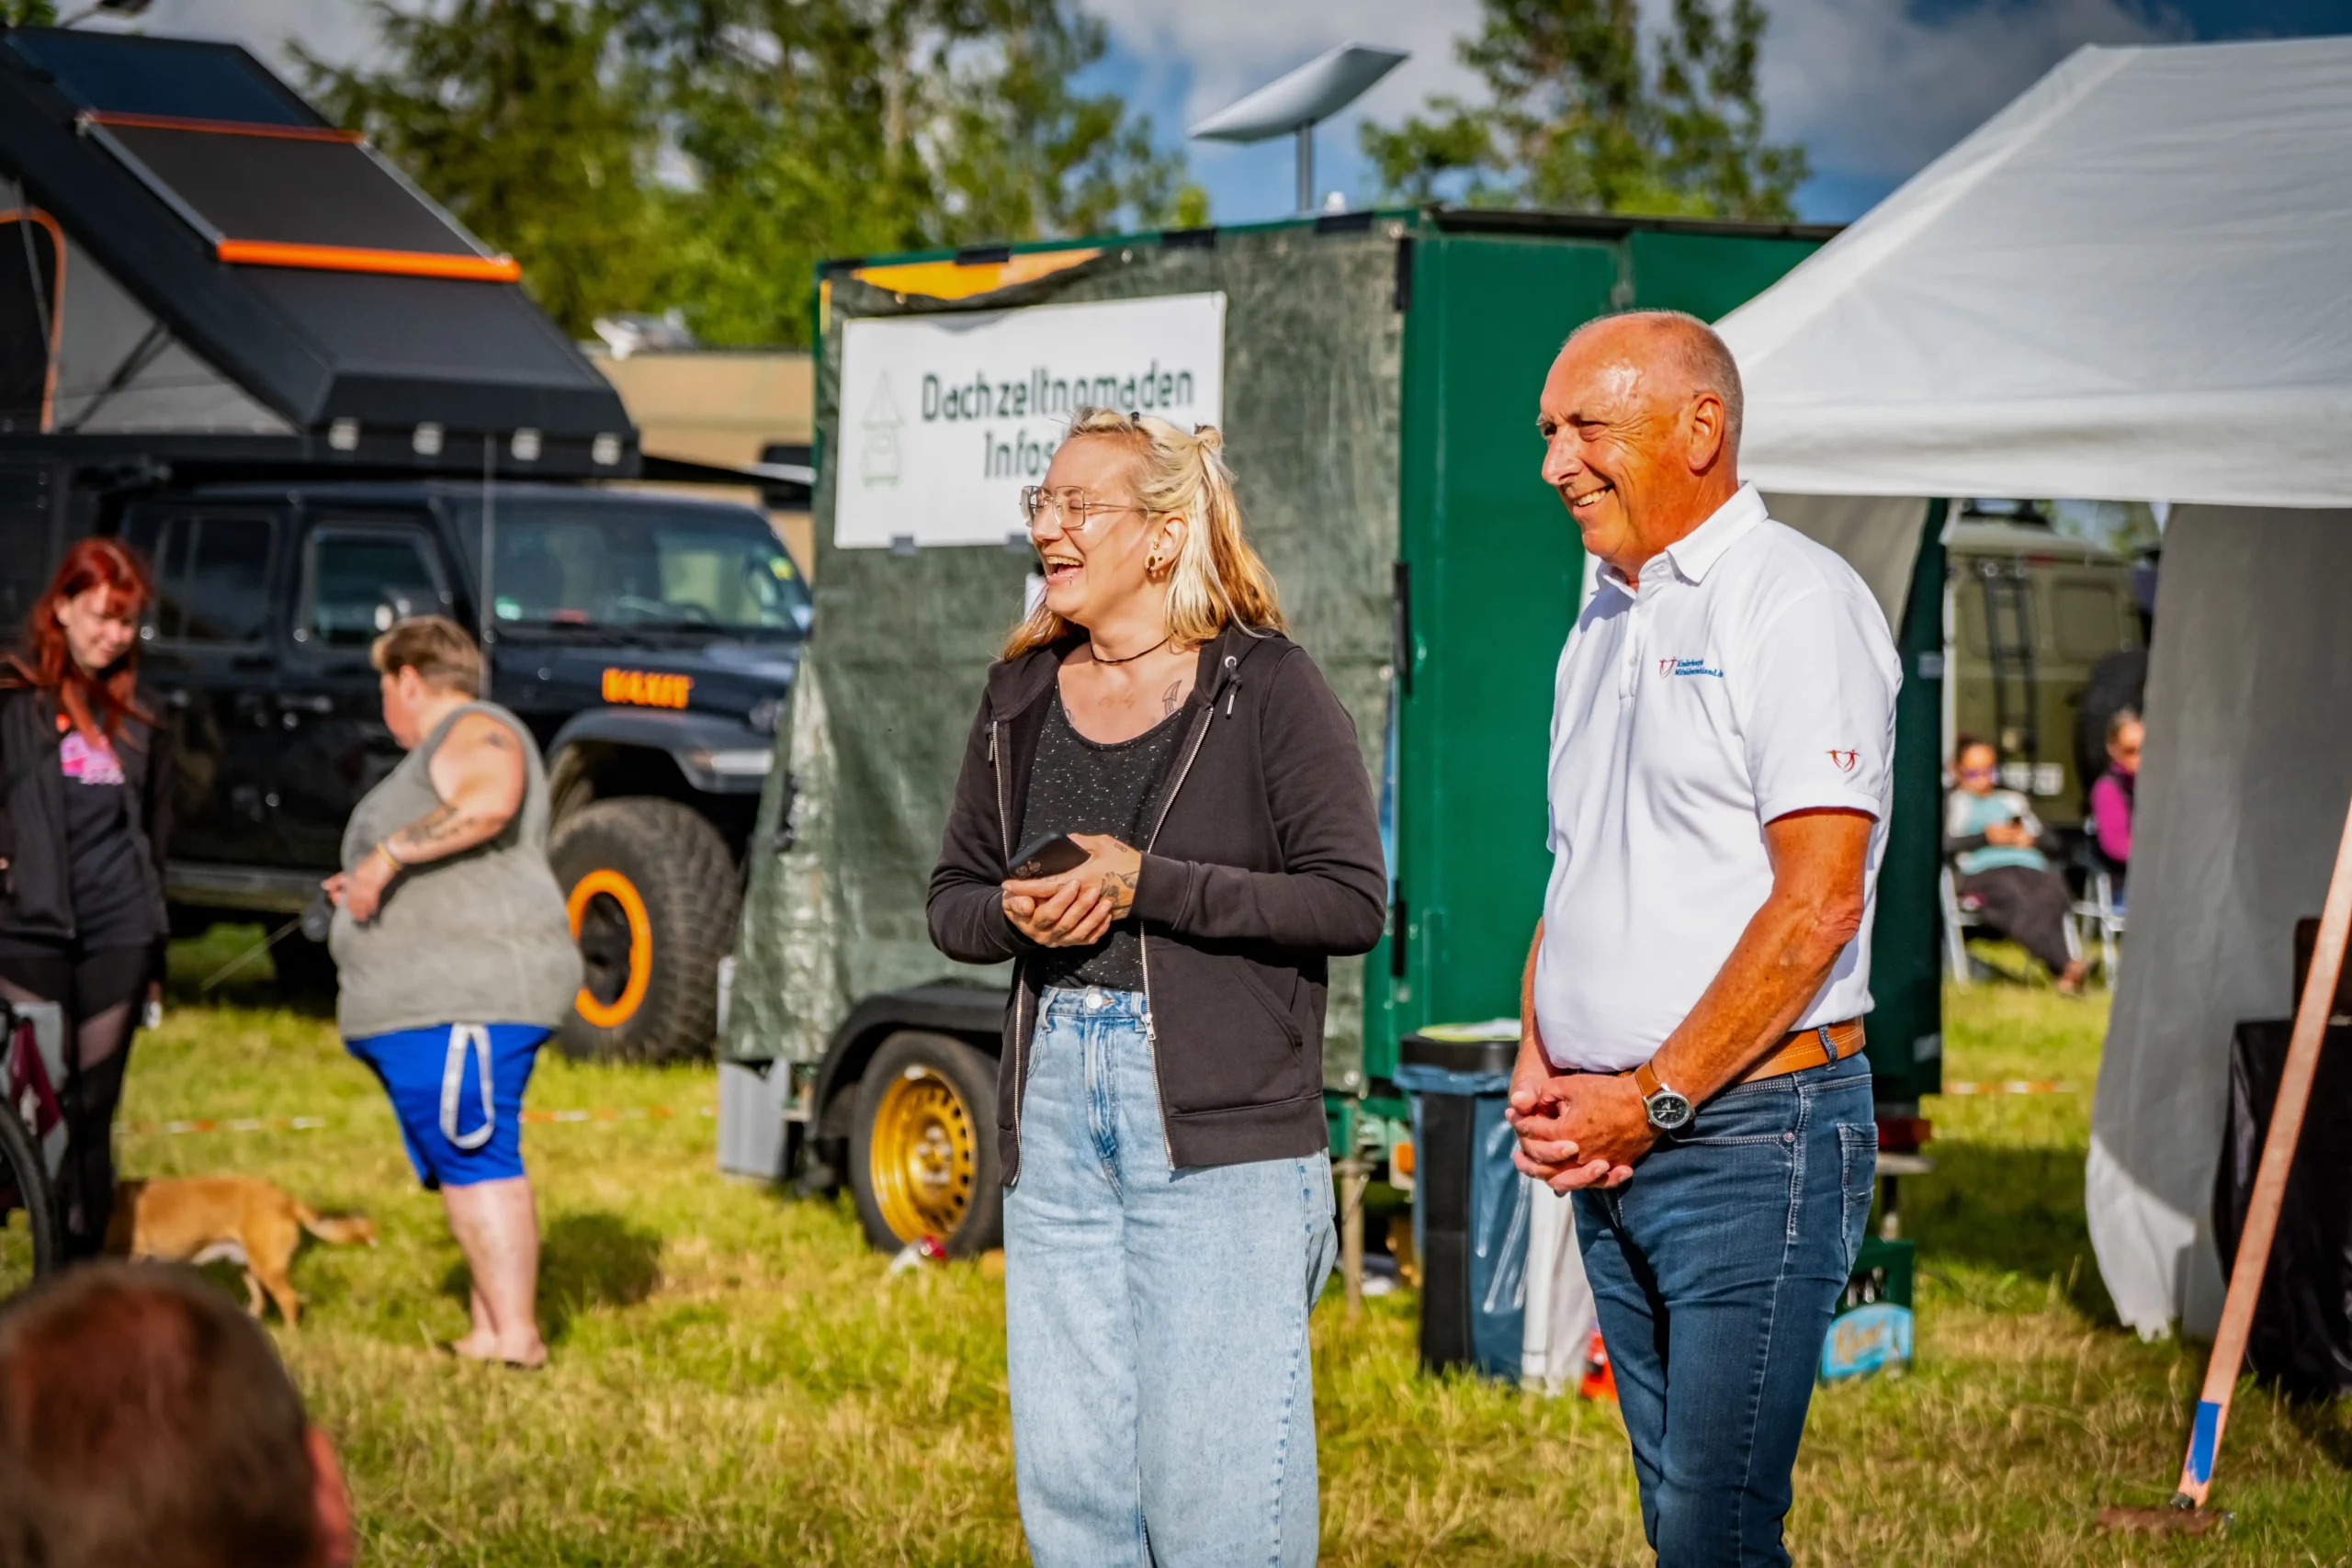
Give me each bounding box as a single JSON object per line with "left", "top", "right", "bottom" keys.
{"left": 720, "top": 208, "right": 1945, "bottom": 1257}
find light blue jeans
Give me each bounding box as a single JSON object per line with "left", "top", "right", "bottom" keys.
{"left": 1005, "top": 986, "right": 1338, "bottom": 1568}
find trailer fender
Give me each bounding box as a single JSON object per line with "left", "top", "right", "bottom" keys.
{"left": 812, "top": 984, "right": 1008, "bottom": 1139}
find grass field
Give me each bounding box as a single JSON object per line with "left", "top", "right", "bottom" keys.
{"left": 111, "top": 935, "right": 2351, "bottom": 1565}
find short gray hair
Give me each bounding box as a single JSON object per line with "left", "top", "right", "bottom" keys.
{"left": 1566, "top": 309, "right": 1744, "bottom": 456}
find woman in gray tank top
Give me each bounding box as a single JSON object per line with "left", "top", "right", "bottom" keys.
{"left": 324, "top": 616, "right": 581, "bottom": 1369}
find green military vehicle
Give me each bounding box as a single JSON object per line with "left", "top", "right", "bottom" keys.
{"left": 720, "top": 208, "right": 1951, "bottom": 1258}
{"left": 1943, "top": 505, "right": 2145, "bottom": 828}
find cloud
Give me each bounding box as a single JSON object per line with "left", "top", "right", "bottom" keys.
{"left": 1759, "top": 0, "right": 2189, "bottom": 183}
{"left": 103, "top": 0, "right": 382, "bottom": 76}
{"left": 1080, "top": 0, "right": 2188, "bottom": 213}
{"left": 119, "top": 0, "right": 2192, "bottom": 221}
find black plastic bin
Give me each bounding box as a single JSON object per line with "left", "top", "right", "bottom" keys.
{"left": 1397, "top": 1028, "right": 1529, "bottom": 1381}
{"left": 2212, "top": 1018, "right": 2352, "bottom": 1401}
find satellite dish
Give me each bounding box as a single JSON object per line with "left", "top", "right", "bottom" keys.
{"left": 1190, "top": 43, "right": 1408, "bottom": 215}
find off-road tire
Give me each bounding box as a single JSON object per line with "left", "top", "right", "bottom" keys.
{"left": 549, "top": 798, "right": 739, "bottom": 1065}
{"left": 850, "top": 1031, "right": 1003, "bottom": 1258}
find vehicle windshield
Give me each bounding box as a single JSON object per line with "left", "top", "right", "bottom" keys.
{"left": 453, "top": 497, "right": 810, "bottom": 637}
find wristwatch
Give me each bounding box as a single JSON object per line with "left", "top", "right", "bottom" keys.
{"left": 1633, "top": 1060, "right": 1694, "bottom": 1134}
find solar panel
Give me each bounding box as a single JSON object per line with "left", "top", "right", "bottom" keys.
{"left": 103, "top": 123, "right": 480, "bottom": 259}
{"left": 10, "top": 29, "right": 516, "bottom": 284}
{"left": 6, "top": 31, "right": 321, "bottom": 128}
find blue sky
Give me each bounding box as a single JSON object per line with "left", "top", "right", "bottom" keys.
{"left": 135, "top": 0, "right": 2352, "bottom": 226}
{"left": 1072, "top": 0, "right": 2352, "bottom": 223}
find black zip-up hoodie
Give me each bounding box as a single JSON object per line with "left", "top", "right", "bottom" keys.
{"left": 929, "top": 624, "right": 1386, "bottom": 1183}
{"left": 0, "top": 685, "right": 175, "bottom": 947}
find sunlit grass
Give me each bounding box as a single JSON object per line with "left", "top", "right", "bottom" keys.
{"left": 103, "top": 938, "right": 2352, "bottom": 1565}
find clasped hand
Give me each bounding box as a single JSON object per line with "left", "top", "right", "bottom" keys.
{"left": 1504, "top": 1055, "right": 1654, "bottom": 1192}
{"left": 1001, "top": 833, "right": 1141, "bottom": 947}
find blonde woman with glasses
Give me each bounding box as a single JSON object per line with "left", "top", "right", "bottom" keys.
{"left": 930, "top": 409, "right": 1385, "bottom": 1565}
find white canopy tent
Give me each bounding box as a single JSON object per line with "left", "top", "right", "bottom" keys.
{"left": 1716, "top": 36, "right": 2352, "bottom": 1337}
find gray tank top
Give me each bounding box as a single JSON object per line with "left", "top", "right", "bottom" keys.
{"left": 330, "top": 701, "right": 583, "bottom": 1039}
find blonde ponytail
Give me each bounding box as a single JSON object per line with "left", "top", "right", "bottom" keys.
{"left": 1001, "top": 407, "right": 1284, "bottom": 659}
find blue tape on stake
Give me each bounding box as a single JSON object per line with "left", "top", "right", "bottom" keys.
{"left": 2187, "top": 1400, "right": 2222, "bottom": 1484}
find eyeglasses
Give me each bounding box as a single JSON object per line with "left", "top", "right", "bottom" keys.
{"left": 1958, "top": 765, "right": 1997, "bottom": 779}
{"left": 1021, "top": 485, "right": 1144, "bottom": 530}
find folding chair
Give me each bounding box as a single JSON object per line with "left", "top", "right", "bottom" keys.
{"left": 2073, "top": 866, "right": 2125, "bottom": 982}
{"left": 1940, "top": 864, "right": 1982, "bottom": 986}
{"left": 1943, "top": 863, "right": 2081, "bottom": 987}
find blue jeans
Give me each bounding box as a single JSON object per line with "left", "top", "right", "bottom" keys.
{"left": 1005, "top": 987, "right": 1338, "bottom": 1568}
{"left": 1573, "top": 1052, "right": 1876, "bottom": 1568}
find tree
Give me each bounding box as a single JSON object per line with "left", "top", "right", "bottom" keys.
{"left": 304, "top": 0, "right": 1194, "bottom": 348}
{"left": 631, "top": 0, "right": 1191, "bottom": 344}
{"left": 297, "top": 1, "right": 672, "bottom": 339}
{"left": 1360, "top": 0, "right": 1808, "bottom": 221}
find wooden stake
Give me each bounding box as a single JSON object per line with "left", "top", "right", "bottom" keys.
{"left": 2172, "top": 789, "right": 2352, "bottom": 1509}
{"left": 1337, "top": 1156, "right": 1368, "bottom": 1318}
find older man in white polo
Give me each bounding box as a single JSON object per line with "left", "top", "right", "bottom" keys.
{"left": 1508, "top": 310, "right": 1897, "bottom": 1568}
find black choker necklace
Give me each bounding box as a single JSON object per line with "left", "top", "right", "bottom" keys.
{"left": 1090, "top": 635, "right": 1170, "bottom": 666}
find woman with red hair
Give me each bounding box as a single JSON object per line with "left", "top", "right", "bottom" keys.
{"left": 0, "top": 537, "right": 175, "bottom": 1258}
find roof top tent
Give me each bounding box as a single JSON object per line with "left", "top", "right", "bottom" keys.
{"left": 0, "top": 25, "right": 639, "bottom": 646}
{"left": 0, "top": 27, "right": 639, "bottom": 602}
{"left": 725, "top": 205, "right": 1947, "bottom": 1196}
{"left": 1713, "top": 36, "right": 2352, "bottom": 1339}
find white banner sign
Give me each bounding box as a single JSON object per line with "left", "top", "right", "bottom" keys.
{"left": 834, "top": 293, "right": 1227, "bottom": 550}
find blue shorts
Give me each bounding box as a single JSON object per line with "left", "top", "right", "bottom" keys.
{"left": 345, "top": 1023, "right": 548, "bottom": 1190}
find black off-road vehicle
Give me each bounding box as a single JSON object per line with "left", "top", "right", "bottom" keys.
{"left": 119, "top": 479, "right": 808, "bottom": 1062}
{"left": 0, "top": 27, "right": 808, "bottom": 1061}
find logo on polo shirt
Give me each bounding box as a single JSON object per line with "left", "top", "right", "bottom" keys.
{"left": 1828, "top": 749, "right": 1860, "bottom": 773}
{"left": 1657, "top": 656, "right": 1725, "bottom": 679}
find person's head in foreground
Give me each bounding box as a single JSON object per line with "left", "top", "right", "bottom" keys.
{"left": 0, "top": 1263, "right": 355, "bottom": 1568}
{"left": 2106, "top": 706, "right": 2143, "bottom": 777}
{"left": 1956, "top": 737, "right": 2002, "bottom": 796}
{"left": 1538, "top": 308, "right": 1744, "bottom": 573}
{"left": 1006, "top": 406, "right": 1282, "bottom": 657}
{"left": 370, "top": 613, "right": 483, "bottom": 749}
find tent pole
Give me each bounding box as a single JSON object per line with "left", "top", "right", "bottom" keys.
{"left": 1295, "top": 122, "right": 1314, "bottom": 215}
{"left": 2104, "top": 784, "right": 2352, "bottom": 1529}
{"left": 481, "top": 433, "right": 497, "bottom": 653}
{"left": 11, "top": 181, "right": 51, "bottom": 409}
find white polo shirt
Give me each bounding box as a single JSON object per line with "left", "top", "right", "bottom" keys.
{"left": 1533, "top": 484, "right": 1900, "bottom": 1074}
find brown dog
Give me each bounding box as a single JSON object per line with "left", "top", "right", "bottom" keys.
{"left": 107, "top": 1177, "right": 379, "bottom": 1326}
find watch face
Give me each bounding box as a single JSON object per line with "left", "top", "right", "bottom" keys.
{"left": 1647, "top": 1091, "right": 1694, "bottom": 1132}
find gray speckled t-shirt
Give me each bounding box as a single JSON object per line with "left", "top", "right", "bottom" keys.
{"left": 1016, "top": 693, "right": 1184, "bottom": 992}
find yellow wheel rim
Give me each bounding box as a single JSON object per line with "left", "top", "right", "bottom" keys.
{"left": 869, "top": 1066, "right": 977, "bottom": 1244}
{"left": 568, "top": 868, "right": 651, "bottom": 1028}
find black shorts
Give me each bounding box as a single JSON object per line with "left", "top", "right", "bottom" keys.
{"left": 0, "top": 942, "right": 153, "bottom": 1021}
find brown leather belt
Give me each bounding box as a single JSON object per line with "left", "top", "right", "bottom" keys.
{"left": 1740, "top": 1018, "right": 1866, "bottom": 1083}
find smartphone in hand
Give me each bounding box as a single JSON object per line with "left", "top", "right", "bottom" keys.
{"left": 1010, "top": 832, "right": 1090, "bottom": 880}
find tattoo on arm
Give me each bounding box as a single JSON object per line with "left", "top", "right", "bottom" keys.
{"left": 394, "top": 803, "right": 463, "bottom": 849}
{"left": 1160, "top": 681, "right": 1182, "bottom": 718}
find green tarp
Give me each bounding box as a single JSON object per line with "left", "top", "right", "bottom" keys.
{"left": 728, "top": 226, "right": 1408, "bottom": 1081}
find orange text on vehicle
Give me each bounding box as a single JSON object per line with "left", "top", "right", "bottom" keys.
{"left": 602, "top": 669, "right": 693, "bottom": 709}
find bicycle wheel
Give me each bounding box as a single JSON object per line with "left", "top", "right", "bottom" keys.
{"left": 0, "top": 1099, "right": 59, "bottom": 1295}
